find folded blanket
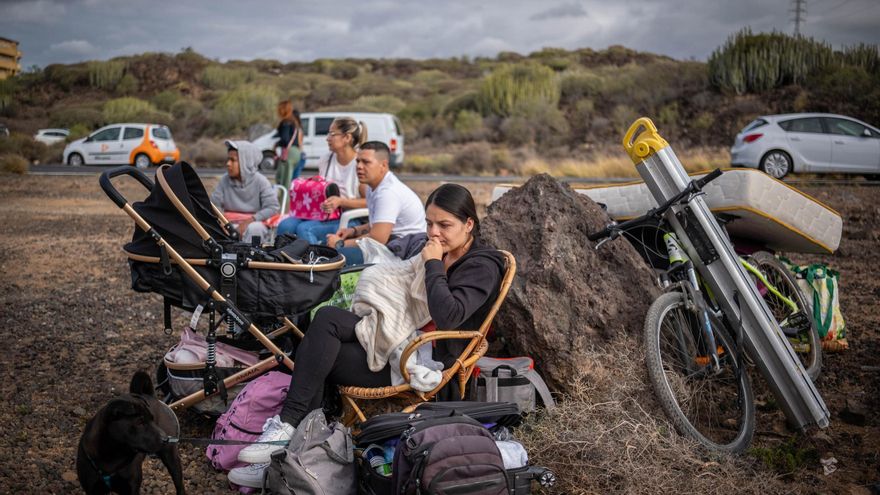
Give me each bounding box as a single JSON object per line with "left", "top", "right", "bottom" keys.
{"left": 352, "top": 255, "right": 442, "bottom": 391}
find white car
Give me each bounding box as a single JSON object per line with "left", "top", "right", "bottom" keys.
{"left": 63, "top": 123, "right": 180, "bottom": 168}
{"left": 34, "top": 128, "right": 69, "bottom": 145}
{"left": 252, "top": 112, "right": 405, "bottom": 170}
{"left": 730, "top": 113, "right": 880, "bottom": 179}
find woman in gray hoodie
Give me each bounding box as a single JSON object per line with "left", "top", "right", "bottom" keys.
{"left": 210, "top": 140, "right": 280, "bottom": 243}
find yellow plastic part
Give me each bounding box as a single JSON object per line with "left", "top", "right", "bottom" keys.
{"left": 622, "top": 117, "right": 669, "bottom": 164}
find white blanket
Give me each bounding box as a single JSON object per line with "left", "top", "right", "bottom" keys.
{"left": 352, "top": 254, "right": 443, "bottom": 391}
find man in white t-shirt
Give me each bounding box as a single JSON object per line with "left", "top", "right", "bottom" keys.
{"left": 327, "top": 141, "right": 426, "bottom": 265}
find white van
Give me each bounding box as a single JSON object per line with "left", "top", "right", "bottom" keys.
{"left": 252, "top": 112, "right": 405, "bottom": 170}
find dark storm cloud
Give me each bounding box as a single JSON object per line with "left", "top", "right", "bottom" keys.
{"left": 1, "top": 0, "right": 878, "bottom": 68}
{"left": 530, "top": 2, "right": 588, "bottom": 21}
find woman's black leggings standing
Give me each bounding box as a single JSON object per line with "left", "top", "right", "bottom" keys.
{"left": 280, "top": 306, "right": 392, "bottom": 427}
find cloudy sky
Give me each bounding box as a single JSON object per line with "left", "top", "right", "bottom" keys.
{"left": 2, "top": 0, "right": 879, "bottom": 68}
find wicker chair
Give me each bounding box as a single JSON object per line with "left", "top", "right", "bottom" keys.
{"left": 338, "top": 250, "right": 516, "bottom": 425}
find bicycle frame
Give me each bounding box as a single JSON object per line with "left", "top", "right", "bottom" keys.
{"left": 623, "top": 118, "right": 829, "bottom": 431}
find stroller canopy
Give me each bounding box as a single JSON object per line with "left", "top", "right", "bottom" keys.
{"left": 126, "top": 162, "right": 231, "bottom": 258}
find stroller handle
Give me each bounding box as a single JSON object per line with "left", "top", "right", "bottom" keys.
{"left": 100, "top": 166, "right": 154, "bottom": 208}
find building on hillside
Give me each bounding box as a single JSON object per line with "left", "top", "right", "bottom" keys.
{"left": 0, "top": 37, "right": 22, "bottom": 79}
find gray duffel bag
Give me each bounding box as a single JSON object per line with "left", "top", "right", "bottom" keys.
{"left": 263, "top": 409, "right": 356, "bottom": 495}
{"left": 472, "top": 357, "right": 555, "bottom": 413}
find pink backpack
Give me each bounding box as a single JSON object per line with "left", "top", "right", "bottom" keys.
{"left": 206, "top": 370, "right": 291, "bottom": 471}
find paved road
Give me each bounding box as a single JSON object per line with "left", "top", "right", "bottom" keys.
{"left": 26, "top": 164, "right": 880, "bottom": 186}
{"left": 27, "top": 164, "right": 629, "bottom": 184}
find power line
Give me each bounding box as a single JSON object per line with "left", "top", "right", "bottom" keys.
{"left": 791, "top": 0, "right": 807, "bottom": 35}
{"left": 813, "top": 0, "right": 853, "bottom": 16}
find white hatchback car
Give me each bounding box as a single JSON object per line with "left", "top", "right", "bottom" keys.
{"left": 34, "top": 128, "right": 70, "bottom": 145}
{"left": 63, "top": 123, "right": 180, "bottom": 168}
{"left": 730, "top": 113, "right": 880, "bottom": 179}
{"left": 252, "top": 112, "right": 405, "bottom": 170}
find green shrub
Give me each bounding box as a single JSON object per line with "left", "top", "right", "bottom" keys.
{"left": 308, "top": 80, "right": 357, "bottom": 107}
{"left": 49, "top": 105, "right": 104, "bottom": 129}
{"left": 410, "top": 70, "right": 450, "bottom": 85}
{"left": 405, "top": 153, "right": 454, "bottom": 174}
{"left": 841, "top": 43, "right": 880, "bottom": 74}
{"left": 500, "top": 103, "right": 569, "bottom": 147}
{"left": 103, "top": 97, "right": 170, "bottom": 124}
{"left": 452, "top": 110, "right": 485, "bottom": 141}
{"left": 750, "top": 438, "right": 818, "bottom": 474}
{"left": 151, "top": 90, "right": 182, "bottom": 112}
{"left": 476, "top": 63, "right": 560, "bottom": 117}
{"left": 88, "top": 60, "right": 127, "bottom": 90}
{"left": 559, "top": 70, "right": 604, "bottom": 104}
{"left": 611, "top": 104, "right": 639, "bottom": 135}
{"left": 708, "top": 29, "right": 837, "bottom": 94}
{"left": 0, "top": 78, "right": 18, "bottom": 111}
{"left": 170, "top": 98, "right": 204, "bottom": 120}
{"left": 115, "top": 73, "right": 139, "bottom": 95}
{"left": 201, "top": 65, "right": 256, "bottom": 90}
{"left": 568, "top": 98, "right": 596, "bottom": 141}
{"left": 0, "top": 134, "right": 45, "bottom": 162}
{"left": 530, "top": 47, "right": 575, "bottom": 71}
{"left": 44, "top": 64, "right": 90, "bottom": 90}
{"left": 209, "top": 85, "right": 278, "bottom": 134}
{"left": 442, "top": 91, "right": 479, "bottom": 116}
{"left": 0, "top": 153, "right": 29, "bottom": 174}
{"left": 68, "top": 123, "right": 91, "bottom": 141}
{"left": 328, "top": 61, "right": 360, "bottom": 80}
{"left": 453, "top": 141, "right": 493, "bottom": 173}
{"left": 351, "top": 95, "right": 406, "bottom": 114}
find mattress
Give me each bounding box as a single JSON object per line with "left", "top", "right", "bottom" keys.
{"left": 491, "top": 169, "right": 842, "bottom": 254}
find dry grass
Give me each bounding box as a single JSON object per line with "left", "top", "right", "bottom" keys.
{"left": 0, "top": 154, "right": 29, "bottom": 174}
{"left": 514, "top": 338, "right": 785, "bottom": 494}
{"left": 517, "top": 147, "right": 731, "bottom": 178}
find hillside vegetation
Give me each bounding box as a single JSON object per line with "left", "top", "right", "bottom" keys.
{"left": 1, "top": 29, "right": 878, "bottom": 174}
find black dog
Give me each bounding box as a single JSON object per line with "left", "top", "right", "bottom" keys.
{"left": 76, "top": 371, "right": 185, "bottom": 494}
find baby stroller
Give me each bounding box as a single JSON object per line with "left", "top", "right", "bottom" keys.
{"left": 100, "top": 162, "right": 344, "bottom": 413}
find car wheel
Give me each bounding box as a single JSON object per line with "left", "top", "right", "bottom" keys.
{"left": 259, "top": 155, "right": 276, "bottom": 171}
{"left": 134, "top": 153, "right": 152, "bottom": 170}
{"left": 67, "top": 153, "right": 84, "bottom": 167}
{"left": 760, "top": 150, "right": 792, "bottom": 179}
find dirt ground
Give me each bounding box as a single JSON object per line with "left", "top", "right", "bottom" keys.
{"left": 0, "top": 173, "right": 877, "bottom": 494}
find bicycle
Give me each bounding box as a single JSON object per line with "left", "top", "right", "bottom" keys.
{"left": 588, "top": 169, "right": 820, "bottom": 452}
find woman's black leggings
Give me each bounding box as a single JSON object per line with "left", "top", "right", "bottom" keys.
{"left": 279, "top": 306, "right": 392, "bottom": 426}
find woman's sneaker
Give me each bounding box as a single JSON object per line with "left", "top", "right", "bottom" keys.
{"left": 237, "top": 415, "right": 294, "bottom": 464}
{"left": 228, "top": 463, "right": 268, "bottom": 488}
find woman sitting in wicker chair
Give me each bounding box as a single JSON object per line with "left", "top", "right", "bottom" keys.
{"left": 235, "top": 183, "right": 506, "bottom": 469}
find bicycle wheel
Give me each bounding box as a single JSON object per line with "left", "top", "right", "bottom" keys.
{"left": 749, "top": 251, "right": 822, "bottom": 380}
{"left": 645, "top": 291, "right": 755, "bottom": 453}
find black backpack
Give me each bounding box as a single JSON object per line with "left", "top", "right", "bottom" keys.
{"left": 392, "top": 414, "right": 508, "bottom": 495}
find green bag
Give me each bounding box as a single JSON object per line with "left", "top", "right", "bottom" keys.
{"left": 785, "top": 261, "right": 846, "bottom": 342}
{"left": 310, "top": 267, "right": 363, "bottom": 318}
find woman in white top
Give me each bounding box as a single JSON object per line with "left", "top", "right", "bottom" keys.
{"left": 276, "top": 117, "right": 368, "bottom": 243}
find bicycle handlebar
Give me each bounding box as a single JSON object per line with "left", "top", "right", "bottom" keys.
{"left": 100, "top": 166, "right": 154, "bottom": 208}
{"left": 587, "top": 168, "right": 724, "bottom": 244}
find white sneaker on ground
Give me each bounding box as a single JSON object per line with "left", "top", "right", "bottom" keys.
{"left": 228, "top": 462, "right": 268, "bottom": 489}
{"left": 237, "top": 415, "right": 294, "bottom": 464}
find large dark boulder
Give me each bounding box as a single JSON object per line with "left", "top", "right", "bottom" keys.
{"left": 482, "top": 174, "right": 659, "bottom": 392}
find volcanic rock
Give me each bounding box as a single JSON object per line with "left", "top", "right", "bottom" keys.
{"left": 482, "top": 174, "right": 659, "bottom": 392}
